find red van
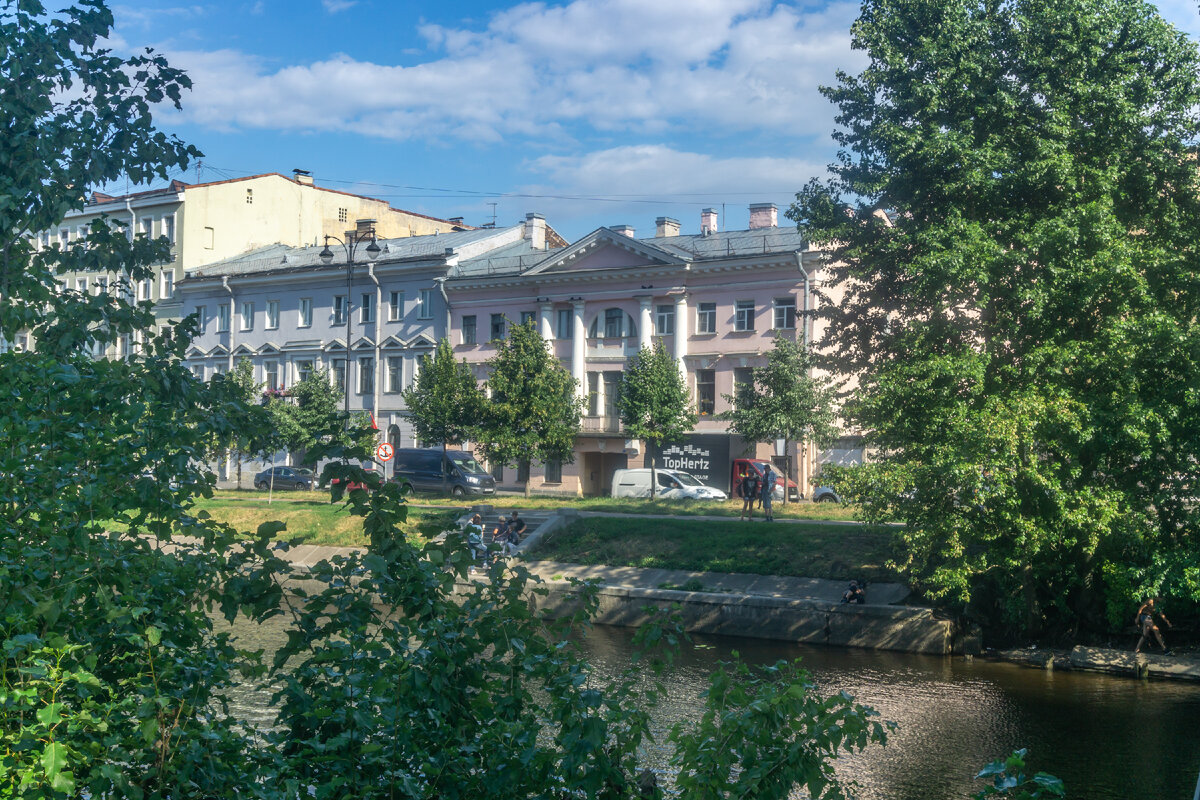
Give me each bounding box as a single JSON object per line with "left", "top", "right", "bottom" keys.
{"left": 730, "top": 458, "right": 800, "bottom": 501}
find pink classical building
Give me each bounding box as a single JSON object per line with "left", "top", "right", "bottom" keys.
{"left": 445, "top": 204, "right": 853, "bottom": 497}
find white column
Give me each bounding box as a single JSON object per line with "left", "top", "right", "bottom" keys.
{"left": 672, "top": 293, "right": 688, "bottom": 374}
{"left": 638, "top": 297, "right": 652, "bottom": 350}
{"left": 539, "top": 302, "right": 554, "bottom": 341}
{"left": 572, "top": 300, "right": 586, "bottom": 399}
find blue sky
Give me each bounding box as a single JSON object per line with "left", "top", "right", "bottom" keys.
{"left": 108, "top": 0, "right": 1200, "bottom": 241}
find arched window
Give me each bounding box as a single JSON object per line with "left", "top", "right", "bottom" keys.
{"left": 588, "top": 308, "right": 637, "bottom": 339}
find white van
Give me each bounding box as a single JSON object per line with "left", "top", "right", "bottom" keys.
{"left": 611, "top": 468, "right": 728, "bottom": 501}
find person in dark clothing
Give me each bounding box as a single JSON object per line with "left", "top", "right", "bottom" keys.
{"left": 1134, "top": 597, "right": 1172, "bottom": 655}
{"left": 508, "top": 511, "right": 527, "bottom": 538}
{"left": 760, "top": 465, "right": 776, "bottom": 521}
{"left": 739, "top": 470, "right": 760, "bottom": 521}
{"left": 841, "top": 581, "right": 866, "bottom": 604}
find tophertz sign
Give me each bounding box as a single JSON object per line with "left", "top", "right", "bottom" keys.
{"left": 646, "top": 434, "right": 732, "bottom": 493}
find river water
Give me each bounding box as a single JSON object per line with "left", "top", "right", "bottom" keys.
{"left": 224, "top": 616, "right": 1200, "bottom": 799}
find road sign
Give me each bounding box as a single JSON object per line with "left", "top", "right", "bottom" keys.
{"left": 376, "top": 442, "right": 394, "bottom": 462}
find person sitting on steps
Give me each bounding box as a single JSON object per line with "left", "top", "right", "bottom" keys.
{"left": 841, "top": 580, "right": 866, "bottom": 604}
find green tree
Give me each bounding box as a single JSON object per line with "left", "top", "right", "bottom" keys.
{"left": 224, "top": 356, "right": 260, "bottom": 487}
{"left": 267, "top": 368, "right": 374, "bottom": 468}
{"left": 402, "top": 337, "right": 486, "bottom": 493}
{"left": 477, "top": 319, "right": 583, "bottom": 498}
{"left": 721, "top": 335, "right": 837, "bottom": 505}
{"left": 617, "top": 342, "right": 696, "bottom": 498}
{"left": 790, "top": 0, "right": 1200, "bottom": 633}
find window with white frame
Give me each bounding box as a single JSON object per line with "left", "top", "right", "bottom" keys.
{"left": 139, "top": 218, "right": 152, "bottom": 238}
{"left": 298, "top": 297, "right": 312, "bottom": 327}
{"left": 163, "top": 215, "right": 175, "bottom": 243}
{"left": 490, "top": 313, "right": 506, "bottom": 341}
{"left": 773, "top": 297, "right": 796, "bottom": 330}
{"left": 360, "top": 293, "right": 374, "bottom": 324}
{"left": 389, "top": 291, "right": 403, "bottom": 321}
{"left": 190, "top": 364, "right": 204, "bottom": 380}
{"left": 462, "top": 315, "right": 477, "bottom": 345}
{"left": 386, "top": 356, "right": 402, "bottom": 393}
{"left": 557, "top": 308, "right": 573, "bottom": 339}
{"left": 296, "top": 359, "right": 314, "bottom": 384}
{"left": 697, "top": 302, "right": 716, "bottom": 334}
{"left": 603, "top": 371, "right": 622, "bottom": 417}
{"left": 358, "top": 356, "right": 374, "bottom": 394}
{"left": 96, "top": 276, "right": 108, "bottom": 295}
{"left": 733, "top": 367, "right": 755, "bottom": 409}
{"left": 333, "top": 295, "right": 347, "bottom": 325}
{"left": 217, "top": 303, "right": 230, "bottom": 332}
{"left": 520, "top": 310, "right": 535, "bottom": 327}
{"left": 332, "top": 359, "right": 346, "bottom": 391}
{"left": 240, "top": 301, "right": 254, "bottom": 331}
{"left": 418, "top": 288, "right": 433, "bottom": 319}
{"left": 194, "top": 305, "right": 208, "bottom": 330}
{"left": 160, "top": 270, "right": 174, "bottom": 299}
{"left": 212, "top": 361, "right": 227, "bottom": 375}
{"left": 138, "top": 279, "right": 152, "bottom": 301}
{"left": 263, "top": 360, "right": 279, "bottom": 390}
{"left": 586, "top": 372, "right": 601, "bottom": 416}
{"left": 655, "top": 304, "right": 675, "bottom": 335}
{"left": 266, "top": 300, "right": 279, "bottom": 330}
{"left": 59, "top": 229, "right": 69, "bottom": 245}
{"left": 734, "top": 300, "right": 755, "bottom": 332}
{"left": 696, "top": 369, "right": 716, "bottom": 416}
{"left": 604, "top": 308, "right": 623, "bottom": 338}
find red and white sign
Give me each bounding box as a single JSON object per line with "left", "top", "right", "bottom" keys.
{"left": 376, "top": 442, "right": 394, "bottom": 462}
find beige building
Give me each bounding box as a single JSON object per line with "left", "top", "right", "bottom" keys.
{"left": 31, "top": 170, "right": 466, "bottom": 325}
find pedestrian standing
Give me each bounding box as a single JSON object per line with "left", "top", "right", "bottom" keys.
{"left": 761, "top": 465, "right": 776, "bottom": 522}
{"left": 739, "top": 470, "right": 760, "bottom": 521}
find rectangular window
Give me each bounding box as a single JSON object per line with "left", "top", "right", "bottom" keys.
{"left": 266, "top": 300, "right": 279, "bottom": 330}
{"left": 587, "top": 372, "right": 601, "bottom": 416}
{"left": 697, "top": 302, "right": 717, "bottom": 334}
{"left": 138, "top": 279, "right": 152, "bottom": 301}
{"left": 213, "top": 362, "right": 227, "bottom": 375}
{"left": 490, "top": 313, "right": 506, "bottom": 341}
{"left": 358, "top": 356, "right": 374, "bottom": 394}
{"left": 544, "top": 459, "right": 562, "bottom": 483}
{"left": 462, "top": 315, "right": 477, "bottom": 345}
{"left": 773, "top": 297, "right": 796, "bottom": 330}
{"left": 296, "top": 359, "right": 314, "bottom": 384}
{"left": 217, "top": 303, "right": 230, "bottom": 332}
{"left": 603, "top": 371, "right": 622, "bottom": 418}
{"left": 264, "top": 360, "right": 279, "bottom": 390}
{"left": 697, "top": 369, "right": 715, "bottom": 416}
{"left": 604, "top": 308, "right": 623, "bottom": 338}
{"left": 332, "top": 359, "right": 346, "bottom": 392}
{"left": 557, "top": 308, "right": 573, "bottom": 339}
{"left": 656, "top": 304, "right": 675, "bottom": 335}
{"left": 386, "top": 356, "right": 403, "bottom": 393}
{"left": 160, "top": 270, "right": 174, "bottom": 299}
{"left": 240, "top": 301, "right": 254, "bottom": 331}
{"left": 360, "top": 293, "right": 374, "bottom": 324}
{"left": 733, "top": 367, "right": 754, "bottom": 409}
{"left": 735, "top": 300, "right": 755, "bottom": 332}
{"left": 203, "top": 226, "right": 214, "bottom": 249}
{"left": 96, "top": 276, "right": 108, "bottom": 295}
{"left": 245, "top": 189, "right": 253, "bottom": 205}
{"left": 195, "top": 305, "right": 208, "bottom": 330}
{"left": 333, "top": 296, "right": 347, "bottom": 326}
{"left": 163, "top": 215, "right": 175, "bottom": 243}
{"left": 389, "top": 291, "right": 403, "bottom": 321}
{"left": 418, "top": 288, "right": 433, "bottom": 319}
{"left": 338, "top": 207, "right": 348, "bottom": 223}
{"left": 190, "top": 364, "right": 204, "bottom": 380}
{"left": 520, "top": 310, "right": 535, "bottom": 327}
{"left": 139, "top": 218, "right": 152, "bottom": 238}
{"left": 60, "top": 229, "right": 70, "bottom": 244}
{"left": 299, "top": 297, "right": 312, "bottom": 328}
{"left": 76, "top": 277, "right": 88, "bottom": 294}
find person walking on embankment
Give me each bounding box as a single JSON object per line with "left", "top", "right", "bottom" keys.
{"left": 1134, "top": 597, "right": 1172, "bottom": 655}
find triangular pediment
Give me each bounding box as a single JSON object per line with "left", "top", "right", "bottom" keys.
{"left": 524, "top": 228, "right": 687, "bottom": 275}
{"left": 351, "top": 336, "right": 375, "bottom": 351}
{"left": 231, "top": 344, "right": 254, "bottom": 356}
{"left": 322, "top": 338, "right": 347, "bottom": 352}
{"left": 207, "top": 343, "right": 229, "bottom": 356}
{"left": 407, "top": 332, "right": 436, "bottom": 348}
{"left": 257, "top": 342, "right": 282, "bottom": 355}
{"left": 380, "top": 335, "right": 406, "bottom": 349}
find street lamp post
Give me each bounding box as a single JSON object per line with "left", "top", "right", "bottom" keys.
{"left": 319, "top": 225, "right": 381, "bottom": 429}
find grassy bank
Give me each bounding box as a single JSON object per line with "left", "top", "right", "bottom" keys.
{"left": 212, "top": 489, "right": 861, "bottom": 522}
{"left": 187, "top": 497, "right": 460, "bottom": 547}
{"left": 528, "top": 516, "right": 901, "bottom": 583}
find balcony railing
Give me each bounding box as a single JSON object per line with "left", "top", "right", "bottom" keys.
{"left": 580, "top": 415, "right": 624, "bottom": 433}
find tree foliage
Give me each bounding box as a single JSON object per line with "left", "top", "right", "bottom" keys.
{"left": 618, "top": 342, "right": 695, "bottom": 498}
{"left": 477, "top": 320, "right": 583, "bottom": 497}
{"left": 402, "top": 337, "right": 486, "bottom": 489}
{"left": 790, "top": 0, "right": 1200, "bottom": 633}
{"left": 267, "top": 368, "right": 375, "bottom": 468}
{"left": 721, "top": 335, "right": 837, "bottom": 503}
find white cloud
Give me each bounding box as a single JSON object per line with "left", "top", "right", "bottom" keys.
{"left": 321, "top": 0, "right": 356, "bottom": 12}
{"left": 158, "top": 0, "right": 862, "bottom": 144}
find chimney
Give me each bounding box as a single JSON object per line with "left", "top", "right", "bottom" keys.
{"left": 749, "top": 203, "right": 778, "bottom": 230}
{"left": 612, "top": 224, "right": 636, "bottom": 238}
{"left": 448, "top": 216, "right": 464, "bottom": 227}
{"left": 355, "top": 218, "right": 377, "bottom": 237}
{"left": 701, "top": 208, "right": 718, "bottom": 235}
{"left": 524, "top": 212, "right": 546, "bottom": 250}
{"left": 293, "top": 169, "right": 314, "bottom": 186}
{"left": 655, "top": 216, "right": 680, "bottom": 237}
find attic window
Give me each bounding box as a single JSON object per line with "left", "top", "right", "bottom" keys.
{"left": 338, "top": 207, "right": 348, "bottom": 223}
{"left": 246, "top": 189, "right": 253, "bottom": 205}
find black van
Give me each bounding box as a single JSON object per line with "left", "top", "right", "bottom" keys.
{"left": 390, "top": 448, "right": 496, "bottom": 497}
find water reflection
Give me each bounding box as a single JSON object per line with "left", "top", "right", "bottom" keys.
{"left": 221, "top": 615, "right": 1200, "bottom": 800}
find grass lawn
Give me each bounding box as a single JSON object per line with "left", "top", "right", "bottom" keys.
{"left": 186, "top": 497, "right": 460, "bottom": 548}
{"left": 528, "top": 516, "right": 901, "bottom": 583}
{"left": 211, "top": 489, "right": 861, "bottom": 522}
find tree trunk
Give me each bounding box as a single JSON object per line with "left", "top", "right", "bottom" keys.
{"left": 649, "top": 453, "right": 657, "bottom": 500}
{"left": 782, "top": 438, "right": 790, "bottom": 506}
{"left": 523, "top": 460, "right": 532, "bottom": 499}
{"left": 442, "top": 441, "right": 448, "bottom": 495}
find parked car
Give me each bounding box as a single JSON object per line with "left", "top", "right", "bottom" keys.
{"left": 389, "top": 448, "right": 496, "bottom": 497}
{"left": 812, "top": 486, "right": 842, "bottom": 503}
{"left": 611, "top": 468, "right": 728, "bottom": 501}
{"left": 253, "top": 466, "right": 314, "bottom": 491}
{"left": 730, "top": 458, "right": 800, "bottom": 501}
